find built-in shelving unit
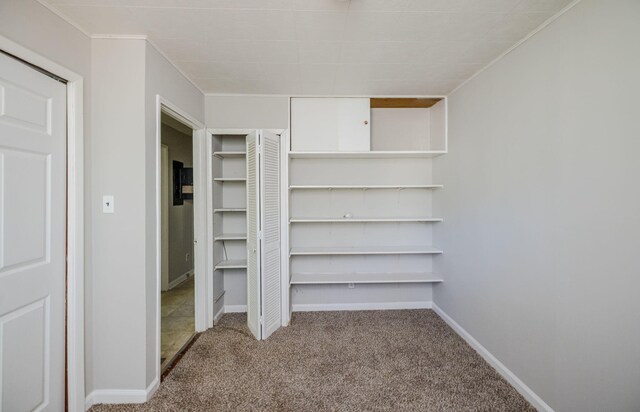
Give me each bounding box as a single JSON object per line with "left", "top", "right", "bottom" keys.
{"left": 290, "top": 272, "right": 443, "bottom": 284}
{"left": 290, "top": 217, "right": 442, "bottom": 223}
{"left": 212, "top": 131, "right": 250, "bottom": 315}
{"left": 289, "top": 184, "right": 443, "bottom": 190}
{"left": 287, "top": 97, "right": 447, "bottom": 309}
{"left": 289, "top": 151, "right": 446, "bottom": 159}
{"left": 290, "top": 246, "right": 443, "bottom": 256}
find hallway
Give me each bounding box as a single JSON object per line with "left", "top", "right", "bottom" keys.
{"left": 161, "top": 277, "right": 195, "bottom": 371}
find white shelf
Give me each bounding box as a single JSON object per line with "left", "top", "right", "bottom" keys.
{"left": 289, "top": 151, "right": 446, "bottom": 159}
{"left": 289, "top": 246, "right": 443, "bottom": 256}
{"left": 290, "top": 217, "right": 442, "bottom": 223}
{"left": 213, "top": 208, "right": 246, "bottom": 213}
{"left": 289, "top": 184, "right": 442, "bottom": 190}
{"left": 290, "top": 272, "right": 443, "bottom": 285}
{"left": 214, "top": 259, "right": 247, "bottom": 270}
{"left": 214, "top": 233, "right": 247, "bottom": 241}
{"left": 213, "top": 151, "right": 246, "bottom": 158}
{"left": 214, "top": 177, "right": 246, "bottom": 182}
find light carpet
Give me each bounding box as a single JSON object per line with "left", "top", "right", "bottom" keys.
{"left": 91, "top": 310, "right": 534, "bottom": 411}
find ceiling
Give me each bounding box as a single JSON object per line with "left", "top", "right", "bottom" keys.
{"left": 41, "top": 0, "right": 574, "bottom": 95}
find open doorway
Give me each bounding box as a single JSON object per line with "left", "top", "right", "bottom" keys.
{"left": 160, "top": 113, "right": 196, "bottom": 371}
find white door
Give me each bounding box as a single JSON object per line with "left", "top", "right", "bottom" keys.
{"left": 259, "top": 130, "right": 281, "bottom": 339}
{"left": 290, "top": 98, "right": 370, "bottom": 152}
{"left": 0, "top": 52, "right": 67, "bottom": 411}
{"left": 246, "top": 131, "right": 261, "bottom": 339}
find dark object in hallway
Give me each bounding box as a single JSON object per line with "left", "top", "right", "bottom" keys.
{"left": 90, "top": 310, "right": 534, "bottom": 411}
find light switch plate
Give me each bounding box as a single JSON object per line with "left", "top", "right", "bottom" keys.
{"left": 103, "top": 195, "right": 114, "bottom": 214}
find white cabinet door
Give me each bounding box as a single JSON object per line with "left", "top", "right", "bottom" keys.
{"left": 291, "top": 98, "right": 370, "bottom": 152}
{"left": 246, "top": 131, "right": 261, "bottom": 340}
{"left": 259, "top": 130, "right": 281, "bottom": 339}
{"left": 0, "top": 52, "right": 66, "bottom": 411}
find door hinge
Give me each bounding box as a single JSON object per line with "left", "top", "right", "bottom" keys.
{"left": 258, "top": 230, "right": 263, "bottom": 240}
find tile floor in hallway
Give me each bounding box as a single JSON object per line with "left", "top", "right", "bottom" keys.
{"left": 161, "top": 276, "right": 195, "bottom": 371}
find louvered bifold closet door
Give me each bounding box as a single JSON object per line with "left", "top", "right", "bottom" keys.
{"left": 246, "top": 131, "right": 261, "bottom": 340}
{"left": 259, "top": 130, "right": 282, "bottom": 339}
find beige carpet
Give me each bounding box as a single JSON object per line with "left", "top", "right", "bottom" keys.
{"left": 91, "top": 310, "right": 534, "bottom": 412}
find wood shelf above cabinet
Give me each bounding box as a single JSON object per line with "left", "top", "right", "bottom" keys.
{"left": 214, "top": 259, "right": 247, "bottom": 270}
{"left": 290, "top": 272, "right": 443, "bottom": 285}
{"left": 213, "top": 151, "right": 246, "bottom": 158}
{"left": 290, "top": 217, "right": 442, "bottom": 223}
{"left": 289, "top": 246, "right": 443, "bottom": 256}
{"left": 213, "top": 208, "right": 246, "bottom": 213}
{"left": 214, "top": 233, "right": 247, "bottom": 241}
{"left": 289, "top": 151, "right": 446, "bottom": 159}
{"left": 289, "top": 184, "right": 442, "bottom": 190}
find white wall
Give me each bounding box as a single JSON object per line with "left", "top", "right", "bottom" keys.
{"left": 90, "top": 38, "right": 204, "bottom": 395}
{"left": 434, "top": 1, "right": 640, "bottom": 410}
{"left": 205, "top": 95, "right": 288, "bottom": 130}
{"left": 91, "top": 38, "right": 148, "bottom": 391}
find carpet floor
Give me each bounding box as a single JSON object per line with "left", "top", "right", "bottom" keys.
{"left": 91, "top": 310, "right": 534, "bottom": 411}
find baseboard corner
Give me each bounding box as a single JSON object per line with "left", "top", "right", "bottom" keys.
{"left": 431, "top": 303, "right": 554, "bottom": 412}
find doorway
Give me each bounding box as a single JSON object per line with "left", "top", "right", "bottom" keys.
{"left": 160, "top": 113, "right": 197, "bottom": 371}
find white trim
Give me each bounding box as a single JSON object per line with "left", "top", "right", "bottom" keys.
{"left": 0, "top": 34, "right": 86, "bottom": 412}
{"left": 85, "top": 377, "right": 159, "bottom": 409}
{"left": 432, "top": 304, "right": 554, "bottom": 412}
{"left": 206, "top": 93, "right": 449, "bottom": 98}
{"left": 155, "top": 96, "right": 206, "bottom": 399}
{"left": 208, "top": 128, "right": 285, "bottom": 136}
{"left": 167, "top": 270, "right": 194, "bottom": 290}
{"left": 280, "top": 128, "right": 290, "bottom": 326}
{"left": 224, "top": 305, "right": 248, "bottom": 313}
{"left": 204, "top": 130, "right": 215, "bottom": 325}
{"left": 449, "top": 0, "right": 583, "bottom": 96}
{"left": 292, "top": 301, "right": 432, "bottom": 312}
{"left": 213, "top": 305, "right": 225, "bottom": 324}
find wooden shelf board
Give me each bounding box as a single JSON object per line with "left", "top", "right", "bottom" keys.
{"left": 290, "top": 272, "right": 443, "bottom": 284}
{"left": 290, "top": 217, "right": 442, "bottom": 223}
{"left": 213, "top": 208, "right": 246, "bottom": 213}
{"left": 289, "top": 246, "right": 443, "bottom": 256}
{"left": 289, "top": 151, "right": 446, "bottom": 159}
{"left": 214, "top": 259, "right": 247, "bottom": 270}
{"left": 289, "top": 184, "right": 442, "bottom": 190}
{"left": 214, "top": 233, "right": 247, "bottom": 241}
{"left": 213, "top": 151, "right": 246, "bottom": 158}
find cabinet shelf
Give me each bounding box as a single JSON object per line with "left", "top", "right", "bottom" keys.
{"left": 214, "top": 233, "right": 247, "bottom": 241}
{"left": 214, "top": 177, "right": 246, "bottom": 182}
{"left": 289, "top": 246, "right": 443, "bottom": 256}
{"left": 289, "top": 184, "right": 442, "bottom": 190}
{"left": 290, "top": 217, "right": 442, "bottom": 223}
{"left": 289, "top": 151, "right": 446, "bottom": 159}
{"left": 213, "top": 208, "right": 246, "bottom": 213}
{"left": 213, "top": 151, "right": 246, "bottom": 158}
{"left": 214, "top": 259, "right": 247, "bottom": 270}
{"left": 290, "top": 272, "right": 443, "bottom": 285}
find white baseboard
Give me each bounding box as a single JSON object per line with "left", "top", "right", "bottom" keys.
{"left": 85, "top": 377, "right": 159, "bottom": 410}
{"left": 432, "top": 304, "right": 553, "bottom": 412}
{"left": 292, "top": 301, "right": 432, "bottom": 312}
{"left": 167, "top": 270, "right": 193, "bottom": 290}
{"left": 213, "top": 304, "right": 225, "bottom": 323}
{"left": 224, "top": 304, "right": 247, "bottom": 313}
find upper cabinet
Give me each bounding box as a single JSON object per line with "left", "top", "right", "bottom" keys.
{"left": 290, "top": 97, "right": 447, "bottom": 154}
{"left": 291, "top": 98, "right": 371, "bottom": 152}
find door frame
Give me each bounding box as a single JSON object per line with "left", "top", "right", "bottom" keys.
{"left": 154, "top": 96, "right": 207, "bottom": 384}
{"left": 0, "top": 36, "right": 86, "bottom": 412}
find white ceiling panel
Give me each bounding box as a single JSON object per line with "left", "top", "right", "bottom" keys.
{"left": 40, "top": 0, "right": 575, "bottom": 95}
